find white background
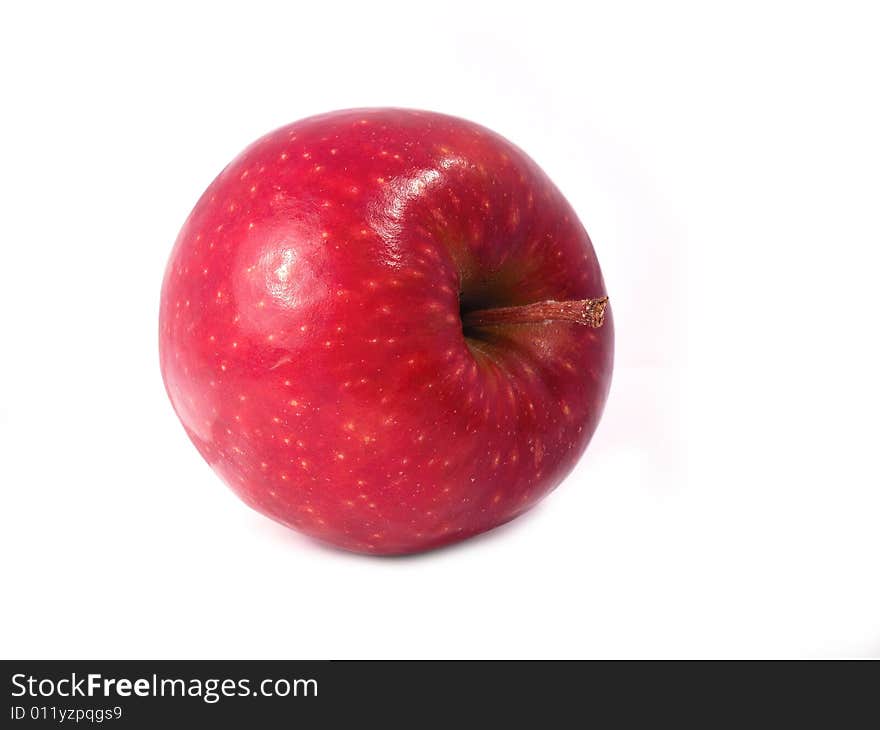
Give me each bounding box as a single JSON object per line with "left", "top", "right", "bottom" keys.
{"left": 2, "top": 1, "right": 878, "bottom": 659}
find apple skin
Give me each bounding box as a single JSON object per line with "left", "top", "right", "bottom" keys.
{"left": 159, "top": 108, "right": 613, "bottom": 555}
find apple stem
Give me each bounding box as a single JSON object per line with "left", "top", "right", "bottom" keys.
{"left": 462, "top": 296, "right": 609, "bottom": 329}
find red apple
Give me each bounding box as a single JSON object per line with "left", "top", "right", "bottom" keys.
{"left": 159, "top": 108, "right": 613, "bottom": 555}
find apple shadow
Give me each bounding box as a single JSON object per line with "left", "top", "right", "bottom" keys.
{"left": 251, "top": 502, "right": 549, "bottom": 562}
